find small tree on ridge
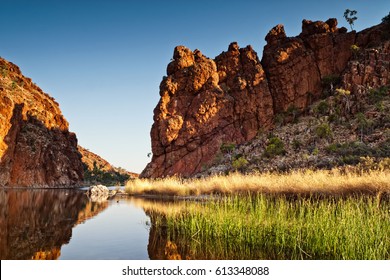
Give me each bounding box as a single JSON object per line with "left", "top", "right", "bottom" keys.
{"left": 344, "top": 9, "right": 358, "bottom": 31}
{"left": 382, "top": 12, "right": 390, "bottom": 24}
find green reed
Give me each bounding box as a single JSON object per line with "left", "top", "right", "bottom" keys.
{"left": 151, "top": 195, "right": 390, "bottom": 259}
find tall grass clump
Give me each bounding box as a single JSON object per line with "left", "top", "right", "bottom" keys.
{"left": 147, "top": 194, "right": 390, "bottom": 259}
{"left": 126, "top": 168, "right": 390, "bottom": 197}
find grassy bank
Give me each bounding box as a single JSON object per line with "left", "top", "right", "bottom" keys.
{"left": 146, "top": 194, "right": 390, "bottom": 259}
{"left": 126, "top": 168, "right": 390, "bottom": 197}
{"left": 130, "top": 168, "right": 389, "bottom": 259}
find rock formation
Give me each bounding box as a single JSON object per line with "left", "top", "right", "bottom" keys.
{"left": 86, "top": 184, "right": 110, "bottom": 202}
{"left": 142, "top": 18, "right": 390, "bottom": 178}
{"left": 342, "top": 41, "right": 390, "bottom": 93}
{"left": 0, "top": 58, "right": 83, "bottom": 187}
{"left": 78, "top": 145, "right": 138, "bottom": 185}
{"left": 262, "top": 19, "right": 355, "bottom": 112}
{"left": 141, "top": 43, "right": 273, "bottom": 177}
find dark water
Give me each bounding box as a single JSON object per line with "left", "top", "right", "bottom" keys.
{"left": 0, "top": 188, "right": 152, "bottom": 260}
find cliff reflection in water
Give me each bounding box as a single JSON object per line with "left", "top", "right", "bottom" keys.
{"left": 130, "top": 197, "right": 200, "bottom": 260}
{"left": 0, "top": 189, "right": 108, "bottom": 260}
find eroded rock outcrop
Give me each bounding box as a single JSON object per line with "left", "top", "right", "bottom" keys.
{"left": 143, "top": 19, "right": 390, "bottom": 178}
{"left": 342, "top": 41, "right": 390, "bottom": 93}
{"left": 262, "top": 18, "right": 355, "bottom": 113}
{"left": 0, "top": 58, "right": 83, "bottom": 187}
{"left": 141, "top": 43, "right": 273, "bottom": 178}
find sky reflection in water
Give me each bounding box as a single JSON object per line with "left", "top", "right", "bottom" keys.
{"left": 59, "top": 199, "right": 150, "bottom": 260}
{"left": 0, "top": 189, "right": 151, "bottom": 260}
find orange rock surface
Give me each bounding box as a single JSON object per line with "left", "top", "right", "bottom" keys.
{"left": 142, "top": 19, "right": 390, "bottom": 178}
{"left": 0, "top": 58, "right": 83, "bottom": 187}
{"left": 262, "top": 18, "right": 355, "bottom": 113}
{"left": 141, "top": 43, "right": 273, "bottom": 177}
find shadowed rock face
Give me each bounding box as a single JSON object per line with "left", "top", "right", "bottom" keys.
{"left": 342, "top": 41, "right": 390, "bottom": 93}
{"left": 0, "top": 58, "right": 83, "bottom": 187}
{"left": 142, "top": 19, "right": 389, "bottom": 178}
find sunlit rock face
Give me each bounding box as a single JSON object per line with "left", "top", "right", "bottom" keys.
{"left": 141, "top": 44, "right": 273, "bottom": 178}
{"left": 0, "top": 58, "right": 83, "bottom": 187}
{"left": 262, "top": 18, "right": 356, "bottom": 113}
{"left": 142, "top": 19, "right": 389, "bottom": 178}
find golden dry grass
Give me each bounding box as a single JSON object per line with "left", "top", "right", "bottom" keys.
{"left": 128, "top": 196, "right": 195, "bottom": 216}
{"left": 125, "top": 169, "right": 390, "bottom": 197}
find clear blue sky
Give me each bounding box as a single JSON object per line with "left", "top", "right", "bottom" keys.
{"left": 1, "top": 0, "right": 389, "bottom": 173}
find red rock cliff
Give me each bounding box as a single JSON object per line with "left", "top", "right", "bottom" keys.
{"left": 141, "top": 44, "right": 273, "bottom": 178}
{"left": 142, "top": 19, "right": 389, "bottom": 178}
{"left": 262, "top": 19, "right": 355, "bottom": 113}
{"left": 0, "top": 58, "right": 83, "bottom": 187}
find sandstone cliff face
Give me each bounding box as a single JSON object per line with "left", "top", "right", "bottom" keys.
{"left": 143, "top": 19, "right": 390, "bottom": 178}
{"left": 262, "top": 19, "right": 355, "bottom": 113}
{"left": 342, "top": 41, "right": 390, "bottom": 93}
{"left": 141, "top": 43, "right": 273, "bottom": 177}
{"left": 0, "top": 58, "right": 83, "bottom": 187}
{"left": 200, "top": 35, "right": 390, "bottom": 177}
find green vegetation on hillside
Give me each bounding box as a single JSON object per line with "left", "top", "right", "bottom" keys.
{"left": 382, "top": 12, "right": 390, "bottom": 24}
{"left": 263, "top": 136, "right": 286, "bottom": 158}
{"left": 202, "top": 80, "right": 389, "bottom": 175}
{"left": 83, "top": 162, "right": 130, "bottom": 186}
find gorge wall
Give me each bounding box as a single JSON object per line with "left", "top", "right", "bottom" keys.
{"left": 0, "top": 58, "right": 84, "bottom": 187}
{"left": 141, "top": 19, "right": 389, "bottom": 178}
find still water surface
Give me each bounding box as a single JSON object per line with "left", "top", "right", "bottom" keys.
{"left": 59, "top": 198, "right": 150, "bottom": 260}
{"left": 3, "top": 188, "right": 387, "bottom": 260}
{"left": 0, "top": 188, "right": 159, "bottom": 260}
